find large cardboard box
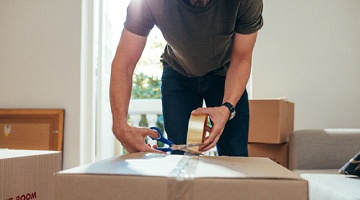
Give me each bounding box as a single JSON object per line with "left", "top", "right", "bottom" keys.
{"left": 248, "top": 143, "right": 289, "bottom": 168}
{"left": 249, "top": 99, "right": 294, "bottom": 144}
{"left": 0, "top": 149, "right": 62, "bottom": 200}
{"left": 55, "top": 153, "right": 308, "bottom": 200}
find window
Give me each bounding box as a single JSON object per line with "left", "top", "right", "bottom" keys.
{"left": 94, "top": 0, "right": 166, "bottom": 159}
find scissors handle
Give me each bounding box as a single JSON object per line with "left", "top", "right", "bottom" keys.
{"left": 149, "top": 127, "right": 174, "bottom": 147}
{"left": 155, "top": 147, "right": 173, "bottom": 152}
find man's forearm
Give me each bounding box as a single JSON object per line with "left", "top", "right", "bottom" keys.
{"left": 109, "top": 66, "right": 133, "bottom": 129}
{"left": 109, "top": 29, "right": 147, "bottom": 131}
{"left": 223, "top": 32, "right": 257, "bottom": 107}
{"left": 223, "top": 61, "right": 251, "bottom": 106}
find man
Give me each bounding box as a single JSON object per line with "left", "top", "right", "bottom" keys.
{"left": 110, "top": 0, "right": 263, "bottom": 155}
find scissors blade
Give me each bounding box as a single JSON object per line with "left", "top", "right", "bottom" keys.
{"left": 171, "top": 143, "right": 203, "bottom": 151}
{"left": 183, "top": 149, "right": 203, "bottom": 156}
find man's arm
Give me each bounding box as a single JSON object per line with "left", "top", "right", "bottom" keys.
{"left": 194, "top": 31, "right": 259, "bottom": 151}
{"left": 223, "top": 31, "right": 258, "bottom": 107}
{"left": 110, "top": 28, "right": 160, "bottom": 153}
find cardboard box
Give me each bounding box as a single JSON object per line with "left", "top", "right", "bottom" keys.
{"left": 249, "top": 99, "right": 294, "bottom": 144}
{"left": 0, "top": 149, "right": 62, "bottom": 200}
{"left": 55, "top": 153, "right": 308, "bottom": 200}
{"left": 248, "top": 143, "right": 289, "bottom": 168}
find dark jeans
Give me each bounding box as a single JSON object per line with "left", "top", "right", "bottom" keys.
{"left": 161, "top": 64, "right": 249, "bottom": 156}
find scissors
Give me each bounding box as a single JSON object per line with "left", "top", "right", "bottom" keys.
{"left": 149, "top": 127, "right": 202, "bottom": 154}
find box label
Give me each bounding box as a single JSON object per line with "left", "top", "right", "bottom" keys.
{"left": 5, "top": 192, "right": 37, "bottom": 200}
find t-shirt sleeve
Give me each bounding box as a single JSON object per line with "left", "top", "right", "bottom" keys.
{"left": 124, "top": 0, "right": 155, "bottom": 37}
{"left": 235, "top": 0, "right": 264, "bottom": 34}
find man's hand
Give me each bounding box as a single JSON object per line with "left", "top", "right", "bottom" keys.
{"left": 113, "top": 124, "right": 165, "bottom": 154}
{"left": 191, "top": 105, "right": 230, "bottom": 152}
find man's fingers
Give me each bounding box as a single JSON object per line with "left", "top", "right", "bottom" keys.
{"left": 137, "top": 143, "right": 165, "bottom": 154}
{"left": 199, "top": 140, "right": 216, "bottom": 152}
{"left": 191, "top": 107, "right": 209, "bottom": 115}
{"left": 204, "top": 126, "right": 211, "bottom": 132}
{"left": 198, "top": 124, "right": 224, "bottom": 152}
{"left": 199, "top": 133, "right": 221, "bottom": 151}
{"left": 150, "top": 129, "right": 161, "bottom": 138}
{"left": 119, "top": 127, "right": 165, "bottom": 154}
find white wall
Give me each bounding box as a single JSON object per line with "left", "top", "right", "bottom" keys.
{"left": 252, "top": 0, "right": 360, "bottom": 129}
{"left": 0, "top": 0, "right": 87, "bottom": 169}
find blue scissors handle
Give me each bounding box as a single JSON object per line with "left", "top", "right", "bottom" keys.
{"left": 149, "top": 127, "right": 174, "bottom": 152}
{"left": 155, "top": 147, "right": 173, "bottom": 152}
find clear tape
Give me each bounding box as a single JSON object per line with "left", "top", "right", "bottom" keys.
{"left": 186, "top": 114, "right": 208, "bottom": 153}
{"left": 166, "top": 114, "right": 206, "bottom": 199}
{"left": 168, "top": 155, "right": 200, "bottom": 200}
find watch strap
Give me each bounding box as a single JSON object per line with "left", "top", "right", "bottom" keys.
{"left": 222, "top": 102, "right": 235, "bottom": 112}
{"left": 222, "top": 102, "right": 235, "bottom": 120}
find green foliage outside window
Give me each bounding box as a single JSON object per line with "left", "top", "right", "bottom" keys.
{"left": 131, "top": 73, "right": 161, "bottom": 99}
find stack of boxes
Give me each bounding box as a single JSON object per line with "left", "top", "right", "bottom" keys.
{"left": 247, "top": 99, "right": 295, "bottom": 168}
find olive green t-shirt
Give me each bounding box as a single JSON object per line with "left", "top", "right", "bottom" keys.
{"left": 125, "top": 0, "right": 263, "bottom": 77}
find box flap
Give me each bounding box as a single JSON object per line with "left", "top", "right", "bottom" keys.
{"left": 0, "top": 149, "right": 60, "bottom": 160}
{"left": 58, "top": 153, "right": 302, "bottom": 180}
{"left": 196, "top": 155, "right": 297, "bottom": 179}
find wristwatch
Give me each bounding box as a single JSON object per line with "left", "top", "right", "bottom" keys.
{"left": 222, "top": 102, "right": 236, "bottom": 121}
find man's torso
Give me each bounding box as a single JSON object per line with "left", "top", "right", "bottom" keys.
{"left": 125, "top": 0, "right": 263, "bottom": 77}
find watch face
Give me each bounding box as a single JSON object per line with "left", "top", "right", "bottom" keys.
{"left": 229, "top": 110, "right": 236, "bottom": 120}
{"left": 222, "top": 102, "right": 236, "bottom": 121}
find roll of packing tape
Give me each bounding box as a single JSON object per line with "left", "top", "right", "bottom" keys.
{"left": 186, "top": 114, "right": 208, "bottom": 153}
